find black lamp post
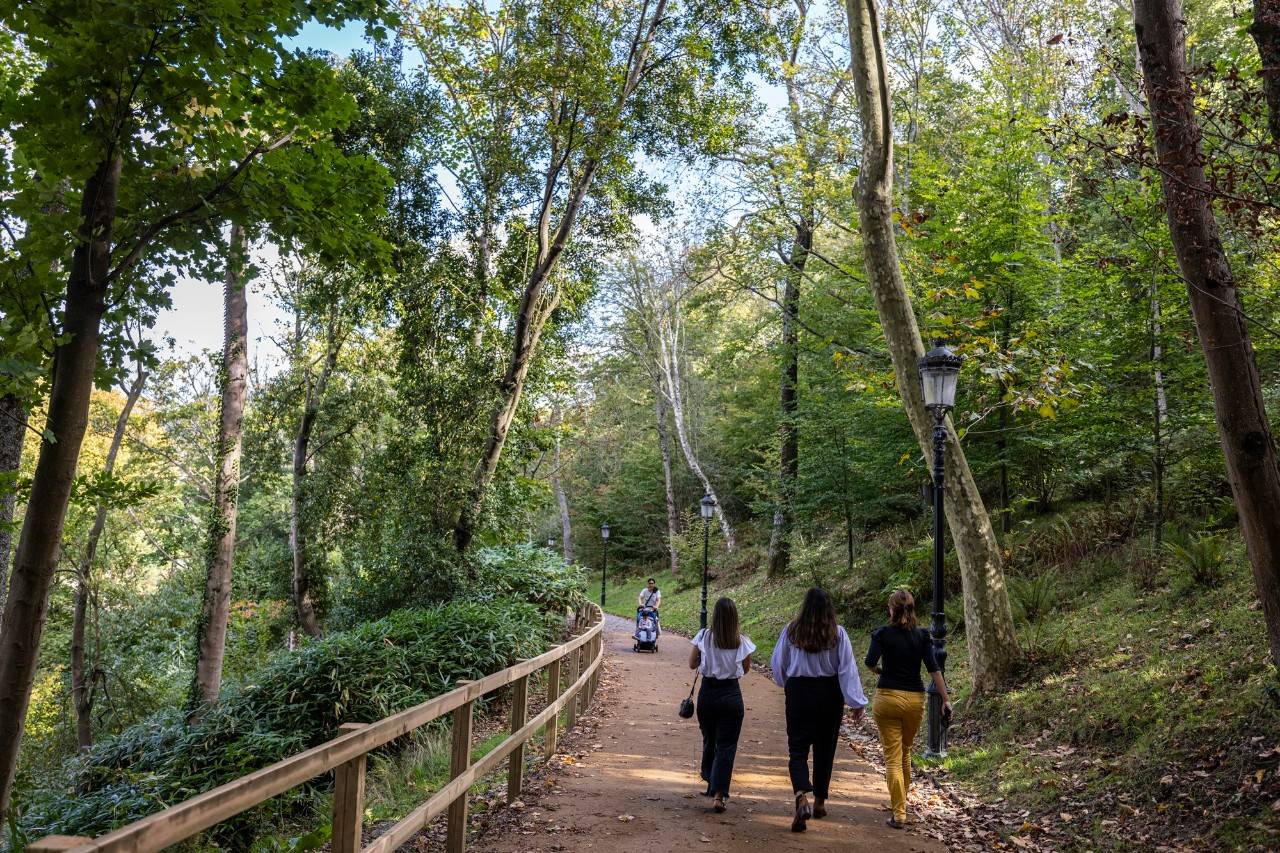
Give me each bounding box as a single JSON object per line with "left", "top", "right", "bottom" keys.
{"left": 600, "top": 522, "right": 610, "bottom": 608}
{"left": 918, "top": 342, "right": 961, "bottom": 759}
{"left": 699, "top": 494, "right": 716, "bottom": 630}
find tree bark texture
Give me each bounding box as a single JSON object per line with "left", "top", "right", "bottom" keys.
{"left": 72, "top": 367, "right": 146, "bottom": 748}
{"left": 654, "top": 390, "right": 680, "bottom": 576}
{"left": 768, "top": 224, "right": 810, "bottom": 578}
{"left": 847, "top": 0, "right": 1019, "bottom": 691}
{"left": 0, "top": 156, "right": 121, "bottom": 819}
{"left": 1252, "top": 0, "right": 1280, "bottom": 145}
{"left": 1135, "top": 0, "right": 1280, "bottom": 670}
{"left": 0, "top": 395, "right": 26, "bottom": 630}
{"left": 190, "top": 224, "right": 249, "bottom": 709}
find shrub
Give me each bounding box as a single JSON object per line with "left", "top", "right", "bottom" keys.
{"left": 21, "top": 598, "right": 554, "bottom": 842}
{"left": 1163, "top": 531, "right": 1227, "bottom": 588}
{"left": 1009, "top": 572, "right": 1058, "bottom": 624}
{"left": 473, "top": 544, "right": 589, "bottom": 616}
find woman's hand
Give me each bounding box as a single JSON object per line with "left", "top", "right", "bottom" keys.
{"left": 849, "top": 706, "right": 866, "bottom": 723}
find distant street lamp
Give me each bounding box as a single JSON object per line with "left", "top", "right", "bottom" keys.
{"left": 600, "top": 522, "right": 610, "bottom": 608}
{"left": 699, "top": 494, "right": 716, "bottom": 630}
{"left": 918, "top": 341, "right": 962, "bottom": 759}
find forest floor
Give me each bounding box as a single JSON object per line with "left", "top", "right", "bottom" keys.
{"left": 464, "top": 615, "right": 944, "bottom": 853}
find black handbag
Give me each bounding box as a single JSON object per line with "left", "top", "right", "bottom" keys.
{"left": 679, "top": 673, "right": 699, "bottom": 718}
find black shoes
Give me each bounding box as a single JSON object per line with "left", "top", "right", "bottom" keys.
{"left": 791, "top": 793, "right": 812, "bottom": 833}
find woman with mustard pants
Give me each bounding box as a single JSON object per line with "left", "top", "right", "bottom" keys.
{"left": 865, "top": 589, "right": 951, "bottom": 829}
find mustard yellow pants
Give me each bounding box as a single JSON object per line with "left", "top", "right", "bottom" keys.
{"left": 872, "top": 688, "right": 925, "bottom": 822}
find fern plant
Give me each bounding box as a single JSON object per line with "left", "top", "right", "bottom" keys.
{"left": 1010, "top": 572, "right": 1058, "bottom": 624}
{"left": 1163, "top": 532, "right": 1227, "bottom": 587}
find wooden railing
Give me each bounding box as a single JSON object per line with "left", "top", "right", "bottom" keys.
{"left": 31, "top": 603, "right": 606, "bottom": 853}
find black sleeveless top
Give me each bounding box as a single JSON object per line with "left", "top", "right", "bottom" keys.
{"left": 865, "top": 626, "right": 938, "bottom": 692}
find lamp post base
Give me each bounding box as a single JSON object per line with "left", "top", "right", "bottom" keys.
{"left": 923, "top": 685, "right": 947, "bottom": 759}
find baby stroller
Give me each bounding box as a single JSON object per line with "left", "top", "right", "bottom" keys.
{"left": 633, "top": 606, "right": 659, "bottom": 653}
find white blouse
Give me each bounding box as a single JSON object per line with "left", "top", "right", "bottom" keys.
{"left": 692, "top": 629, "right": 757, "bottom": 680}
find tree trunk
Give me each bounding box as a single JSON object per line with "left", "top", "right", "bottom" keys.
{"left": 654, "top": 389, "right": 680, "bottom": 575}
{"left": 72, "top": 367, "right": 146, "bottom": 748}
{"left": 291, "top": 324, "right": 340, "bottom": 640}
{"left": 1151, "top": 270, "right": 1167, "bottom": 568}
{"left": 551, "top": 405, "right": 573, "bottom": 562}
{"left": 1252, "top": 0, "right": 1280, "bottom": 145}
{"left": 190, "top": 224, "right": 249, "bottom": 709}
{"left": 768, "top": 222, "right": 811, "bottom": 578}
{"left": 0, "top": 395, "right": 25, "bottom": 630}
{"left": 0, "top": 156, "right": 121, "bottom": 819}
{"left": 654, "top": 305, "right": 736, "bottom": 550}
{"left": 847, "top": 0, "right": 1019, "bottom": 691}
{"left": 1135, "top": 0, "right": 1280, "bottom": 670}
{"left": 454, "top": 165, "right": 600, "bottom": 552}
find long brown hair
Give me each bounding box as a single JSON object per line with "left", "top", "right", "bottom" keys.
{"left": 787, "top": 587, "right": 838, "bottom": 653}
{"left": 888, "top": 588, "right": 917, "bottom": 630}
{"left": 710, "top": 597, "right": 741, "bottom": 649}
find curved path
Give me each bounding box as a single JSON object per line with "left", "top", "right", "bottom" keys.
{"left": 472, "top": 616, "right": 943, "bottom": 853}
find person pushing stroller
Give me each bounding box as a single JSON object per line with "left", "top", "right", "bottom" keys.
{"left": 634, "top": 578, "right": 662, "bottom": 652}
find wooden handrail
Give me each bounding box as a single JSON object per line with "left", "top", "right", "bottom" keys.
{"left": 39, "top": 603, "right": 606, "bottom": 853}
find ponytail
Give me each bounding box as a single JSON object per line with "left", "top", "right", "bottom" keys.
{"left": 888, "top": 588, "right": 917, "bottom": 630}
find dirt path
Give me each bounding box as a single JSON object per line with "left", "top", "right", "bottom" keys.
{"left": 470, "top": 616, "right": 944, "bottom": 853}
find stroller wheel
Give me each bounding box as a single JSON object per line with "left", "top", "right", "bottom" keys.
{"left": 633, "top": 643, "right": 639, "bottom": 652}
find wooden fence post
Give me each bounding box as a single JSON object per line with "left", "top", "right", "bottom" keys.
{"left": 566, "top": 646, "right": 581, "bottom": 731}
{"left": 447, "top": 685, "right": 474, "bottom": 853}
{"left": 507, "top": 670, "right": 530, "bottom": 802}
{"left": 544, "top": 657, "right": 562, "bottom": 759}
{"left": 583, "top": 636, "right": 595, "bottom": 709}
{"left": 589, "top": 634, "right": 600, "bottom": 705}
{"left": 332, "top": 723, "right": 368, "bottom": 853}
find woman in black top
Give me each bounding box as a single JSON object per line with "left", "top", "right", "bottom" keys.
{"left": 865, "top": 589, "right": 951, "bottom": 829}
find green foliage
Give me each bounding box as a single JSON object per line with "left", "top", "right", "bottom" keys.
{"left": 473, "top": 545, "right": 589, "bottom": 615}
{"left": 1008, "top": 572, "right": 1058, "bottom": 625}
{"left": 21, "top": 598, "right": 554, "bottom": 841}
{"left": 1163, "top": 531, "right": 1229, "bottom": 589}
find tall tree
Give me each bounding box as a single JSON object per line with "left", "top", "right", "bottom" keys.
{"left": 551, "top": 404, "right": 574, "bottom": 562}
{"left": 761, "top": 0, "right": 851, "bottom": 577}
{"left": 0, "top": 0, "right": 389, "bottom": 817}
{"left": 1252, "top": 0, "right": 1280, "bottom": 144}
{"left": 190, "top": 225, "right": 249, "bottom": 709}
{"left": 291, "top": 300, "right": 347, "bottom": 639}
{"left": 1133, "top": 0, "right": 1280, "bottom": 671}
{"left": 847, "top": 0, "right": 1019, "bottom": 690}
{"left": 406, "top": 0, "right": 758, "bottom": 551}
{"left": 619, "top": 252, "right": 737, "bottom": 548}
{"left": 0, "top": 395, "right": 23, "bottom": 628}
{"left": 72, "top": 359, "right": 147, "bottom": 747}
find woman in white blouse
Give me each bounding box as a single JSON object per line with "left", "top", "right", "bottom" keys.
{"left": 688, "top": 597, "right": 756, "bottom": 814}
{"left": 770, "top": 587, "right": 868, "bottom": 833}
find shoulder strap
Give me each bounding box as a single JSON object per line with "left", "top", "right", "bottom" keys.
{"left": 688, "top": 672, "right": 699, "bottom": 697}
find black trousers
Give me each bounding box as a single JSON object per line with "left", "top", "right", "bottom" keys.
{"left": 784, "top": 675, "right": 843, "bottom": 799}
{"left": 696, "top": 677, "right": 744, "bottom": 797}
